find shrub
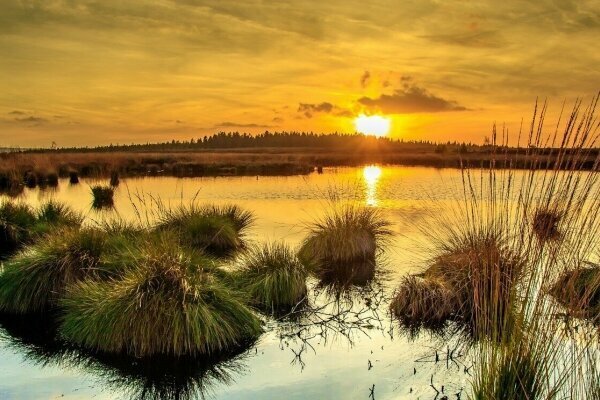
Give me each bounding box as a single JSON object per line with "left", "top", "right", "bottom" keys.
{"left": 59, "top": 236, "right": 262, "bottom": 357}
{"left": 236, "top": 242, "right": 308, "bottom": 312}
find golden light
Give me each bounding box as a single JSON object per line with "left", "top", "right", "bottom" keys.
{"left": 354, "top": 114, "right": 390, "bottom": 137}
{"left": 363, "top": 165, "right": 382, "bottom": 206}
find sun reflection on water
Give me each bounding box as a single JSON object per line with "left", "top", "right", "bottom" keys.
{"left": 363, "top": 165, "right": 382, "bottom": 206}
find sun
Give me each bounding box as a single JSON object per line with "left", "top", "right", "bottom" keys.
{"left": 354, "top": 114, "right": 390, "bottom": 137}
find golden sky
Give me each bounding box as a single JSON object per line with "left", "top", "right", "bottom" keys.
{"left": 0, "top": 1, "right": 598, "bottom": 147}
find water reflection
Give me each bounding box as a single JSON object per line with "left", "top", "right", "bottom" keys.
{"left": 362, "top": 165, "right": 381, "bottom": 206}
{"left": 0, "top": 313, "right": 253, "bottom": 400}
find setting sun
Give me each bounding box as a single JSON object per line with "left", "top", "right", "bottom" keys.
{"left": 354, "top": 115, "right": 391, "bottom": 137}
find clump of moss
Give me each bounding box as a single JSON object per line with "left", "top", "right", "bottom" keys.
{"left": 298, "top": 205, "right": 392, "bottom": 283}
{"left": 0, "top": 228, "right": 107, "bottom": 313}
{"left": 235, "top": 242, "right": 308, "bottom": 313}
{"left": 91, "top": 185, "right": 115, "bottom": 209}
{"left": 0, "top": 202, "right": 37, "bottom": 255}
{"left": 390, "top": 275, "right": 456, "bottom": 328}
{"left": 532, "top": 208, "right": 562, "bottom": 240}
{"left": 157, "top": 204, "right": 253, "bottom": 257}
{"left": 59, "top": 235, "right": 262, "bottom": 357}
{"left": 549, "top": 266, "right": 600, "bottom": 322}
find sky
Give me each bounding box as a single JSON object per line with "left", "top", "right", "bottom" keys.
{"left": 0, "top": 0, "right": 598, "bottom": 147}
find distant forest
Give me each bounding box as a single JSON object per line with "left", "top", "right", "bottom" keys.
{"left": 43, "top": 132, "right": 477, "bottom": 153}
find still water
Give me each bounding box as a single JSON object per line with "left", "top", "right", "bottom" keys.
{"left": 0, "top": 166, "right": 474, "bottom": 400}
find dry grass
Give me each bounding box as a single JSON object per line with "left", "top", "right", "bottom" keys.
{"left": 549, "top": 266, "right": 600, "bottom": 323}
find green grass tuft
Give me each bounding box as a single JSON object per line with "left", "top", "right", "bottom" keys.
{"left": 298, "top": 204, "right": 392, "bottom": 283}
{"left": 0, "top": 228, "right": 107, "bottom": 313}
{"left": 59, "top": 234, "right": 262, "bottom": 357}
{"left": 235, "top": 242, "right": 308, "bottom": 313}
{"left": 157, "top": 204, "right": 253, "bottom": 257}
{"left": 549, "top": 266, "right": 600, "bottom": 323}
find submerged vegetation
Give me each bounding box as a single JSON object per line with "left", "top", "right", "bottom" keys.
{"left": 299, "top": 205, "right": 392, "bottom": 284}
{"left": 236, "top": 242, "right": 308, "bottom": 313}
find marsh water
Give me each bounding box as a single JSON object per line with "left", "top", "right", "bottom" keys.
{"left": 0, "top": 166, "right": 482, "bottom": 400}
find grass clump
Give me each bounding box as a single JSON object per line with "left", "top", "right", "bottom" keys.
{"left": 69, "top": 170, "right": 79, "bottom": 184}
{"left": 91, "top": 185, "right": 115, "bottom": 209}
{"left": 110, "top": 171, "right": 120, "bottom": 187}
{"left": 34, "top": 200, "right": 83, "bottom": 235}
{"left": 549, "top": 266, "right": 600, "bottom": 322}
{"left": 298, "top": 205, "right": 392, "bottom": 284}
{"left": 532, "top": 208, "right": 562, "bottom": 240}
{"left": 59, "top": 235, "right": 262, "bottom": 357}
{"left": 236, "top": 242, "right": 308, "bottom": 312}
{"left": 0, "top": 228, "right": 107, "bottom": 313}
{"left": 390, "top": 275, "right": 455, "bottom": 328}
{"left": 0, "top": 202, "right": 37, "bottom": 255}
{"left": 157, "top": 204, "right": 253, "bottom": 257}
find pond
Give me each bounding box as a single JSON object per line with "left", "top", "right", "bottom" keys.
{"left": 0, "top": 166, "right": 506, "bottom": 399}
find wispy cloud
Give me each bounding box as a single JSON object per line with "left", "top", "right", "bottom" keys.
{"left": 358, "top": 85, "right": 468, "bottom": 114}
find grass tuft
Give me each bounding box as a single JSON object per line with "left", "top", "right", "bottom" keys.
{"left": 235, "top": 242, "right": 308, "bottom": 312}
{"left": 59, "top": 234, "right": 262, "bottom": 357}
{"left": 298, "top": 204, "right": 392, "bottom": 283}
{"left": 91, "top": 185, "right": 115, "bottom": 209}
{"left": 0, "top": 228, "right": 107, "bottom": 313}
{"left": 0, "top": 201, "right": 37, "bottom": 255}
{"left": 157, "top": 204, "right": 253, "bottom": 257}
{"left": 549, "top": 266, "right": 600, "bottom": 323}
{"left": 532, "top": 208, "right": 562, "bottom": 240}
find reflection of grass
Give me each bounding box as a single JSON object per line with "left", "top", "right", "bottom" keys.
{"left": 60, "top": 233, "right": 262, "bottom": 357}
{"left": 299, "top": 204, "right": 391, "bottom": 284}
{"left": 0, "top": 312, "right": 254, "bottom": 400}
{"left": 236, "top": 242, "right": 307, "bottom": 313}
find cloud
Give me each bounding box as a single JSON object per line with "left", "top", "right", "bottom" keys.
{"left": 215, "top": 121, "right": 276, "bottom": 129}
{"left": 360, "top": 71, "right": 370, "bottom": 88}
{"left": 14, "top": 116, "right": 48, "bottom": 124}
{"left": 298, "top": 102, "right": 352, "bottom": 118}
{"left": 8, "top": 110, "right": 25, "bottom": 115}
{"left": 272, "top": 117, "right": 284, "bottom": 123}
{"left": 358, "top": 85, "right": 468, "bottom": 114}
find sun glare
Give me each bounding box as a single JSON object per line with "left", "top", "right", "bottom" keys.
{"left": 354, "top": 114, "right": 390, "bottom": 137}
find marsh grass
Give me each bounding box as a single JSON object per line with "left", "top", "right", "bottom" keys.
{"left": 549, "top": 265, "right": 600, "bottom": 322}
{"left": 110, "top": 171, "right": 120, "bottom": 187}
{"left": 532, "top": 208, "right": 562, "bottom": 240}
{"left": 91, "top": 185, "right": 115, "bottom": 208}
{"left": 0, "top": 201, "right": 36, "bottom": 255}
{"left": 156, "top": 204, "right": 253, "bottom": 257}
{"left": 235, "top": 242, "right": 308, "bottom": 313}
{"left": 0, "top": 228, "right": 107, "bottom": 313}
{"left": 59, "top": 233, "right": 262, "bottom": 357}
{"left": 393, "top": 96, "right": 600, "bottom": 398}
{"left": 298, "top": 205, "right": 392, "bottom": 284}
{"left": 69, "top": 170, "right": 79, "bottom": 184}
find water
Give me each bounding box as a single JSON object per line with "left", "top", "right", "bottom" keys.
{"left": 0, "top": 166, "right": 478, "bottom": 400}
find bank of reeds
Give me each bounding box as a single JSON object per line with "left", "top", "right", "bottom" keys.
{"left": 59, "top": 234, "right": 262, "bottom": 357}
{"left": 235, "top": 242, "right": 308, "bottom": 313}
{"left": 392, "top": 95, "right": 600, "bottom": 398}
{"left": 298, "top": 205, "right": 392, "bottom": 284}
